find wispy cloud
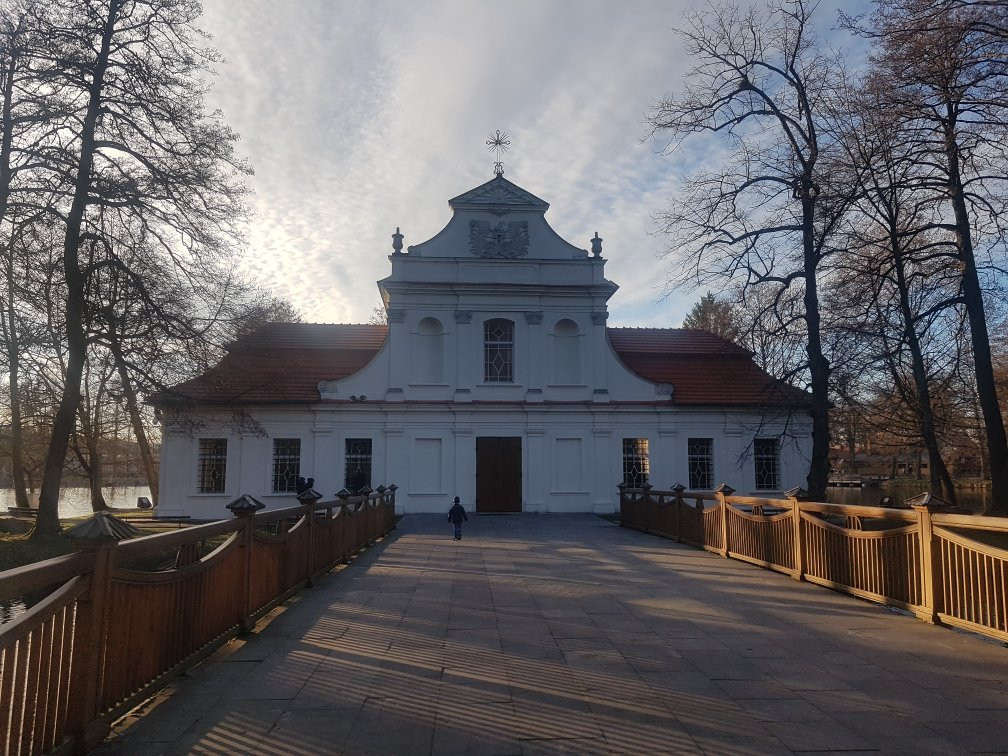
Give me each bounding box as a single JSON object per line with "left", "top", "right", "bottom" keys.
{"left": 200, "top": 0, "right": 864, "bottom": 327}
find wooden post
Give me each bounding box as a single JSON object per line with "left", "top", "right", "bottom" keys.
{"left": 387, "top": 484, "right": 398, "bottom": 533}
{"left": 297, "top": 487, "right": 322, "bottom": 587}
{"left": 227, "top": 494, "right": 265, "bottom": 634}
{"left": 715, "top": 484, "right": 734, "bottom": 557}
{"left": 67, "top": 541, "right": 115, "bottom": 750}
{"left": 913, "top": 502, "right": 940, "bottom": 624}
{"left": 336, "top": 489, "right": 353, "bottom": 562}
{"left": 787, "top": 487, "right": 808, "bottom": 581}
{"left": 642, "top": 483, "right": 653, "bottom": 534}
{"left": 672, "top": 483, "right": 685, "bottom": 542}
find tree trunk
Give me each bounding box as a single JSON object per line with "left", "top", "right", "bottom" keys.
{"left": 889, "top": 222, "right": 957, "bottom": 504}
{"left": 33, "top": 0, "right": 120, "bottom": 538}
{"left": 943, "top": 118, "right": 1008, "bottom": 513}
{"left": 4, "top": 264, "right": 29, "bottom": 510}
{"left": 85, "top": 438, "right": 107, "bottom": 512}
{"left": 0, "top": 28, "right": 29, "bottom": 511}
{"left": 108, "top": 327, "right": 159, "bottom": 504}
{"left": 802, "top": 192, "right": 831, "bottom": 500}
{"left": 74, "top": 405, "right": 108, "bottom": 512}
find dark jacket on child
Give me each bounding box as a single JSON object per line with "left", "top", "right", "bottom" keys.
{"left": 448, "top": 503, "right": 468, "bottom": 524}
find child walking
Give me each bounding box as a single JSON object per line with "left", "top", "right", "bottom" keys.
{"left": 448, "top": 496, "right": 468, "bottom": 540}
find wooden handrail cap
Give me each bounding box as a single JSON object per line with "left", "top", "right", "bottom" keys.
{"left": 226, "top": 494, "right": 266, "bottom": 515}
{"left": 63, "top": 511, "right": 141, "bottom": 543}
{"left": 907, "top": 492, "right": 950, "bottom": 511}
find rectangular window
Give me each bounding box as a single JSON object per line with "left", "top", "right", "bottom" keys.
{"left": 688, "top": 438, "right": 714, "bottom": 490}
{"left": 197, "top": 438, "right": 227, "bottom": 493}
{"left": 622, "top": 438, "right": 649, "bottom": 488}
{"left": 754, "top": 438, "right": 780, "bottom": 490}
{"left": 484, "top": 318, "right": 514, "bottom": 382}
{"left": 272, "top": 438, "right": 301, "bottom": 493}
{"left": 345, "top": 438, "right": 373, "bottom": 493}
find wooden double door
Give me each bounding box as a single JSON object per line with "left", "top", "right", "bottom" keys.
{"left": 475, "top": 437, "right": 522, "bottom": 513}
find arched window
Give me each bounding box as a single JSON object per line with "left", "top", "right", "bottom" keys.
{"left": 412, "top": 317, "right": 444, "bottom": 383}
{"left": 484, "top": 318, "right": 514, "bottom": 382}
{"left": 552, "top": 318, "right": 581, "bottom": 384}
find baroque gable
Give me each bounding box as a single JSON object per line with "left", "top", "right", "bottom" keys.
{"left": 449, "top": 175, "right": 549, "bottom": 214}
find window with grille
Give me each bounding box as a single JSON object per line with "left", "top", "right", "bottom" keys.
{"left": 688, "top": 438, "right": 714, "bottom": 490}
{"left": 345, "top": 438, "right": 372, "bottom": 493}
{"left": 754, "top": 438, "right": 780, "bottom": 490}
{"left": 484, "top": 318, "right": 514, "bottom": 382}
{"left": 197, "top": 438, "right": 227, "bottom": 493}
{"left": 272, "top": 438, "right": 301, "bottom": 493}
{"left": 622, "top": 438, "right": 649, "bottom": 488}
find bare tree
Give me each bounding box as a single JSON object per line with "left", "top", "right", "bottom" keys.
{"left": 647, "top": 0, "right": 848, "bottom": 498}
{"left": 858, "top": 0, "right": 1008, "bottom": 510}
{"left": 828, "top": 76, "right": 963, "bottom": 502}
{"left": 27, "top": 0, "right": 251, "bottom": 536}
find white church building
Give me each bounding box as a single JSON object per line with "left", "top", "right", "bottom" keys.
{"left": 153, "top": 173, "right": 812, "bottom": 517}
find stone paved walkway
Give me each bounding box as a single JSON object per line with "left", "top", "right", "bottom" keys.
{"left": 99, "top": 514, "right": 1008, "bottom": 755}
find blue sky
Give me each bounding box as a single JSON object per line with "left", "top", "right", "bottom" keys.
{"left": 199, "top": 0, "right": 869, "bottom": 327}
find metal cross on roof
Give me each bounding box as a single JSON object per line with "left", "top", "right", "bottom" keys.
{"left": 486, "top": 130, "right": 510, "bottom": 176}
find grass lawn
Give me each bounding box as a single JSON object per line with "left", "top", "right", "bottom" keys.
{"left": 0, "top": 510, "right": 171, "bottom": 573}
{"left": 0, "top": 532, "right": 78, "bottom": 573}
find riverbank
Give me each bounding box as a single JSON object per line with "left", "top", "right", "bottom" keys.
{"left": 0, "top": 508, "right": 165, "bottom": 571}
{"left": 0, "top": 485, "right": 152, "bottom": 520}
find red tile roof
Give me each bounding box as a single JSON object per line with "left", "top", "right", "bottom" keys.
{"left": 608, "top": 328, "right": 810, "bottom": 407}
{"left": 152, "top": 324, "right": 388, "bottom": 405}
{"left": 607, "top": 327, "right": 751, "bottom": 356}
{"left": 151, "top": 323, "right": 809, "bottom": 409}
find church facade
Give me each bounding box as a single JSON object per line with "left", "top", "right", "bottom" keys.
{"left": 154, "top": 174, "right": 812, "bottom": 517}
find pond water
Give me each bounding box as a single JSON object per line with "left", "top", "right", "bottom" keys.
{"left": 1, "top": 486, "right": 154, "bottom": 626}
{"left": 825, "top": 483, "right": 991, "bottom": 512}
{"left": 0, "top": 485, "right": 152, "bottom": 520}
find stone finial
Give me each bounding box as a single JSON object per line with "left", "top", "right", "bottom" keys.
{"left": 672, "top": 482, "right": 687, "bottom": 493}
{"left": 336, "top": 488, "right": 353, "bottom": 499}
{"left": 392, "top": 227, "right": 404, "bottom": 254}
{"left": 357, "top": 485, "right": 373, "bottom": 496}
{"left": 715, "top": 483, "right": 736, "bottom": 496}
{"left": 590, "top": 231, "right": 603, "bottom": 258}
{"left": 784, "top": 486, "right": 808, "bottom": 501}
{"left": 387, "top": 483, "right": 399, "bottom": 492}
{"left": 226, "top": 494, "right": 266, "bottom": 516}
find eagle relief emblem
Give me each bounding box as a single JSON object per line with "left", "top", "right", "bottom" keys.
{"left": 468, "top": 220, "right": 529, "bottom": 258}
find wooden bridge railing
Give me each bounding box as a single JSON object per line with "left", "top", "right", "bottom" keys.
{"left": 619, "top": 485, "right": 1008, "bottom": 643}
{"left": 0, "top": 485, "right": 396, "bottom": 755}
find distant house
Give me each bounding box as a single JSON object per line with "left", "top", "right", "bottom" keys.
{"left": 152, "top": 174, "right": 812, "bottom": 516}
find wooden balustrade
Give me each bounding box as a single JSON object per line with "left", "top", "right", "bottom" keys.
{"left": 619, "top": 485, "right": 1008, "bottom": 644}
{"left": 0, "top": 486, "right": 397, "bottom": 755}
